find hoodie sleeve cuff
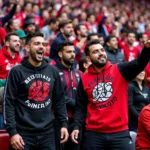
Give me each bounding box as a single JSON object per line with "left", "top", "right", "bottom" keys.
{"left": 7, "top": 128, "right": 18, "bottom": 137}
{"left": 73, "top": 125, "right": 79, "bottom": 130}
{"left": 61, "top": 121, "right": 68, "bottom": 129}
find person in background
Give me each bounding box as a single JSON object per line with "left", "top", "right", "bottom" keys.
{"left": 40, "top": 18, "right": 59, "bottom": 43}
{"left": 128, "top": 71, "right": 150, "bottom": 147}
{"left": 0, "top": 32, "right": 21, "bottom": 130}
{"left": 54, "top": 41, "right": 82, "bottom": 150}
{"left": 121, "top": 31, "right": 140, "bottom": 62}
{"left": 73, "top": 23, "right": 88, "bottom": 64}
{"left": 16, "top": 29, "right": 27, "bottom": 58}
{"left": 79, "top": 56, "right": 91, "bottom": 73}
{"left": 136, "top": 104, "right": 150, "bottom": 150}
{"left": 105, "top": 35, "right": 125, "bottom": 64}
{"left": 50, "top": 19, "right": 74, "bottom": 60}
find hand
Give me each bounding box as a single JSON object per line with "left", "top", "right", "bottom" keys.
{"left": 60, "top": 127, "right": 69, "bottom": 143}
{"left": 10, "top": 134, "right": 25, "bottom": 150}
{"left": 144, "top": 39, "right": 150, "bottom": 48}
{"left": 71, "top": 130, "right": 79, "bottom": 144}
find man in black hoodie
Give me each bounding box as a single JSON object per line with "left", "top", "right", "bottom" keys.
{"left": 54, "top": 41, "right": 82, "bottom": 150}
{"left": 3, "top": 32, "right": 69, "bottom": 150}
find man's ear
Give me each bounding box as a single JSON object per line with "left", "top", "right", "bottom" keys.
{"left": 5, "top": 41, "right": 9, "bottom": 47}
{"left": 60, "top": 28, "right": 64, "bottom": 33}
{"left": 58, "top": 51, "right": 62, "bottom": 58}
{"left": 106, "top": 42, "right": 110, "bottom": 47}
{"left": 86, "top": 55, "right": 91, "bottom": 62}
{"left": 25, "top": 45, "right": 30, "bottom": 52}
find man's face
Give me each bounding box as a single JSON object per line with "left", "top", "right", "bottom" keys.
{"left": 27, "top": 36, "right": 46, "bottom": 63}
{"left": 7, "top": 35, "right": 21, "bottom": 52}
{"left": 88, "top": 44, "right": 107, "bottom": 68}
{"left": 51, "top": 21, "right": 59, "bottom": 31}
{"left": 79, "top": 25, "right": 88, "bottom": 37}
{"left": 59, "top": 45, "right": 75, "bottom": 66}
{"left": 26, "top": 24, "right": 36, "bottom": 34}
{"left": 142, "top": 34, "right": 148, "bottom": 44}
{"left": 107, "top": 37, "right": 118, "bottom": 50}
{"left": 62, "top": 23, "right": 73, "bottom": 37}
{"left": 127, "top": 33, "right": 136, "bottom": 45}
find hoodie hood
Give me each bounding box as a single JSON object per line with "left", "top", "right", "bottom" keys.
{"left": 88, "top": 61, "right": 113, "bottom": 74}
{"left": 1, "top": 46, "right": 20, "bottom": 60}
{"left": 21, "top": 56, "right": 49, "bottom": 70}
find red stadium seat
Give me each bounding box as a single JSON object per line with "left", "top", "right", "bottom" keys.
{"left": 0, "top": 130, "right": 10, "bottom": 150}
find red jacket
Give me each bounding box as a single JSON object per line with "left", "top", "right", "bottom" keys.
{"left": 82, "top": 62, "right": 129, "bottom": 133}
{"left": 136, "top": 104, "right": 150, "bottom": 150}
{"left": 0, "top": 46, "right": 21, "bottom": 79}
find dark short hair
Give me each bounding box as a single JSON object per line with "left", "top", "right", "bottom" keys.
{"left": 26, "top": 32, "right": 44, "bottom": 45}
{"left": 105, "top": 35, "right": 117, "bottom": 44}
{"left": 85, "top": 40, "right": 100, "bottom": 56}
{"left": 58, "top": 41, "right": 74, "bottom": 52}
{"left": 74, "top": 23, "right": 85, "bottom": 35}
{"left": 79, "top": 56, "right": 88, "bottom": 72}
{"left": 87, "top": 33, "right": 99, "bottom": 41}
{"left": 59, "top": 19, "right": 72, "bottom": 30}
{"left": 48, "top": 18, "right": 58, "bottom": 25}
{"left": 5, "top": 32, "right": 19, "bottom": 42}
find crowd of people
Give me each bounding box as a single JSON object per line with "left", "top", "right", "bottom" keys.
{"left": 1, "top": 0, "right": 150, "bottom": 150}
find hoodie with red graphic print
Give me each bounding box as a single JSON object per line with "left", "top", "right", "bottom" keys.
{"left": 73, "top": 46, "right": 150, "bottom": 133}
{"left": 3, "top": 57, "right": 68, "bottom": 137}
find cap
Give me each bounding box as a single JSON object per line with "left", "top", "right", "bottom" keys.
{"left": 16, "top": 30, "right": 27, "bottom": 39}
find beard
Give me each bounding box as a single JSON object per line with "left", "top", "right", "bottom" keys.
{"left": 30, "top": 51, "right": 43, "bottom": 62}
{"left": 91, "top": 59, "right": 107, "bottom": 68}
{"left": 9, "top": 45, "right": 19, "bottom": 53}
{"left": 63, "top": 56, "right": 75, "bottom": 66}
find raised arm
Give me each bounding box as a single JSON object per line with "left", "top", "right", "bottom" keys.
{"left": 118, "top": 40, "right": 150, "bottom": 81}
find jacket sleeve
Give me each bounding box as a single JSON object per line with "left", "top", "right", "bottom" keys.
{"left": 128, "top": 84, "right": 139, "bottom": 122}
{"left": 65, "top": 96, "right": 75, "bottom": 108}
{"left": 139, "top": 108, "right": 150, "bottom": 135}
{"left": 73, "top": 80, "right": 88, "bottom": 130}
{"left": 3, "top": 68, "right": 19, "bottom": 137}
{"left": 118, "top": 47, "right": 150, "bottom": 81}
{"left": 52, "top": 69, "right": 68, "bottom": 128}
{"left": 1, "top": 4, "right": 17, "bottom": 25}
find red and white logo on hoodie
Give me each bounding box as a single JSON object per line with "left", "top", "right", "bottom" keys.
{"left": 92, "top": 82, "right": 113, "bottom": 102}
{"left": 28, "top": 80, "right": 50, "bottom": 102}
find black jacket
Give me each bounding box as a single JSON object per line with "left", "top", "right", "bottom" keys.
{"left": 105, "top": 46, "right": 125, "bottom": 64}
{"left": 3, "top": 57, "right": 68, "bottom": 137}
{"left": 128, "top": 81, "right": 150, "bottom": 131}
{"left": 55, "top": 60, "right": 81, "bottom": 117}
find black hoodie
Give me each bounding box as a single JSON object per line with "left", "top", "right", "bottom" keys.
{"left": 3, "top": 57, "right": 68, "bottom": 137}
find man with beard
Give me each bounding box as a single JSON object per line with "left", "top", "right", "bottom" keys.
{"left": 71, "top": 39, "right": 150, "bottom": 150}
{"left": 54, "top": 41, "right": 82, "bottom": 150}
{"left": 50, "top": 19, "right": 74, "bottom": 60}
{"left": 0, "top": 32, "right": 21, "bottom": 129}
{"left": 3, "top": 32, "right": 69, "bottom": 150}
{"left": 105, "top": 35, "right": 125, "bottom": 64}
{"left": 73, "top": 24, "right": 88, "bottom": 64}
